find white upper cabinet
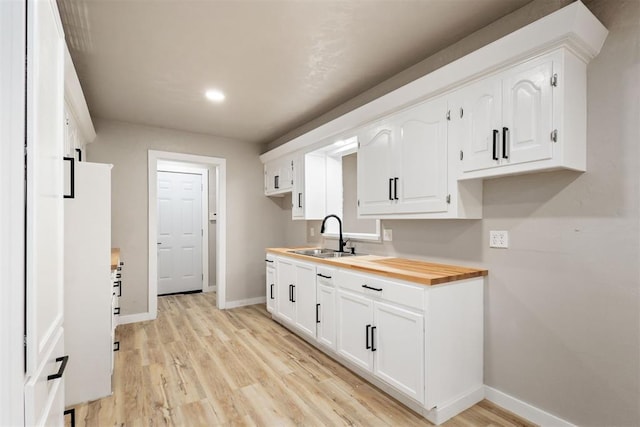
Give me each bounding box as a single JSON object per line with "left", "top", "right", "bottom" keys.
{"left": 454, "top": 75, "right": 502, "bottom": 173}
{"left": 456, "top": 50, "right": 583, "bottom": 179}
{"left": 358, "top": 96, "right": 481, "bottom": 219}
{"left": 292, "top": 153, "right": 327, "bottom": 220}
{"left": 357, "top": 122, "right": 395, "bottom": 215}
{"left": 502, "top": 55, "right": 554, "bottom": 166}
{"left": 264, "top": 155, "right": 294, "bottom": 196}
{"left": 260, "top": 1, "right": 607, "bottom": 217}
{"left": 394, "top": 98, "right": 448, "bottom": 214}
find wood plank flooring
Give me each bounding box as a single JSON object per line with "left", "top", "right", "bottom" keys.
{"left": 66, "top": 293, "right": 534, "bottom": 426}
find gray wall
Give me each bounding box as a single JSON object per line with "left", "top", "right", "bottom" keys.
{"left": 280, "top": 0, "right": 640, "bottom": 425}
{"left": 87, "top": 119, "right": 287, "bottom": 314}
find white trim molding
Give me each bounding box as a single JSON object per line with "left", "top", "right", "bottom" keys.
{"left": 148, "top": 150, "right": 228, "bottom": 322}
{"left": 484, "top": 386, "right": 576, "bottom": 427}
{"left": 225, "top": 296, "right": 267, "bottom": 309}
{"left": 118, "top": 312, "right": 155, "bottom": 326}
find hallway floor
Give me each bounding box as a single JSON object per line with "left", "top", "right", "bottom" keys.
{"left": 66, "top": 292, "right": 532, "bottom": 426}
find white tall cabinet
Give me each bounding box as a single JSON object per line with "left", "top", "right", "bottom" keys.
{"left": 23, "top": 0, "right": 68, "bottom": 425}
{"left": 64, "top": 162, "right": 113, "bottom": 406}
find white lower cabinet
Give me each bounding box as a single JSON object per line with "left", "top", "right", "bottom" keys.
{"left": 316, "top": 266, "right": 337, "bottom": 350}
{"left": 336, "top": 290, "right": 374, "bottom": 371}
{"left": 372, "top": 301, "right": 424, "bottom": 404}
{"left": 267, "top": 253, "right": 484, "bottom": 425}
{"left": 275, "top": 257, "right": 317, "bottom": 339}
{"left": 265, "top": 256, "right": 276, "bottom": 314}
{"left": 336, "top": 288, "right": 425, "bottom": 404}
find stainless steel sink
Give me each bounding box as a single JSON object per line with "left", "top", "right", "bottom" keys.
{"left": 291, "top": 248, "right": 337, "bottom": 256}
{"left": 290, "top": 248, "right": 362, "bottom": 258}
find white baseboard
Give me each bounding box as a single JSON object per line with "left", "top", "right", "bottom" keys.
{"left": 206, "top": 285, "right": 217, "bottom": 292}
{"left": 117, "top": 312, "right": 155, "bottom": 325}
{"left": 424, "top": 386, "right": 485, "bottom": 425}
{"left": 484, "top": 386, "right": 575, "bottom": 427}
{"left": 225, "top": 296, "right": 266, "bottom": 309}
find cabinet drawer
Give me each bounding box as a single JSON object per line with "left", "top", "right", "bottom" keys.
{"left": 316, "top": 266, "right": 336, "bottom": 287}
{"left": 336, "top": 270, "right": 424, "bottom": 311}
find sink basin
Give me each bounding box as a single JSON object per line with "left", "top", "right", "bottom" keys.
{"left": 289, "top": 248, "right": 362, "bottom": 259}
{"left": 291, "top": 248, "right": 337, "bottom": 256}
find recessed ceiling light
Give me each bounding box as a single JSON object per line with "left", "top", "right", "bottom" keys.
{"left": 205, "top": 89, "right": 225, "bottom": 102}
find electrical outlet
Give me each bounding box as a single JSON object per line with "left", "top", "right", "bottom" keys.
{"left": 489, "top": 230, "right": 509, "bottom": 248}
{"left": 383, "top": 229, "right": 393, "bottom": 241}
{"left": 310, "top": 227, "right": 315, "bottom": 237}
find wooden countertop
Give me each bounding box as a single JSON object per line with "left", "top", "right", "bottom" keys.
{"left": 111, "top": 248, "right": 120, "bottom": 271}
{"left": 267, "top": 248, "right": 487, "bottom": 286}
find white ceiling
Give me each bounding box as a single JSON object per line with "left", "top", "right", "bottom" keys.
{"left": 58, "top": 0, "right": 531, "bottom": 145}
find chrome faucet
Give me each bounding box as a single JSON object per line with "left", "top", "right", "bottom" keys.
{"left": 320, "top": 214, "right": 345, "bottom": 253}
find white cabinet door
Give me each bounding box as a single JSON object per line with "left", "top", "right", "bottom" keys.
{"left": 24, "top": 0, "right": 66, "bottom": 424}
{"left": 291, "top": 154, "right": 304, "bottom": 218}
{"left": 357, "top": 121, "right": 395, "bottom": 215}
{"left": 277, "top": 156, "right": 294, "bottom": 193}
{"left": 293, "top": 262, "right": 317, "bottom": 339}
{"left": 458, "top": 76, "right": 503, "bottom": 172}
{"left": 336, "top": 290, "right": 374, "bottom": 371}
{"left": 276, "top": 258, "right": 295, "bottom": 323}
{"left": 266, "top": 263, "right": 276, "bottom": 313}
{"left": 316, "top": 283, "right": 336, "bottom": 349}
{"left": 502, "top": 56, "right": 554, "bottom": 166}
{"left": 395, "top": 97, "right": 449, "bottom": 214}
{"left": 372, "top": 302, "right": 425, "bottom": 404}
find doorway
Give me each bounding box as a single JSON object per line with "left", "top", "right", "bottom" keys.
{"left": 148, "top": 150, "right": 227, "bottom": 317}
{"left": 157, "top": 169, "right": 205, "bottom": 295}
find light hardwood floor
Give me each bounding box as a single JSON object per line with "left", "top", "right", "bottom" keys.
{"left": 66, "top": 293, "right": 533, "bottom": 426}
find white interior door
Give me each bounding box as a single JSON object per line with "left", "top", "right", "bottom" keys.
{"left": 157, "top": 171, "right": 203, "bottom": 295}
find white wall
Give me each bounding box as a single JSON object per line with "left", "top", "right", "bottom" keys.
{"left": 279, "top": 0, "right": 640, "bottom": 425}
{"left": 87, "top": 119, "right": 287, "bottom": 313}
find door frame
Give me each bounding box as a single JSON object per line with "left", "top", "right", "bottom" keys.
{"left": 156, "top": 163, "right": 209, "bottom": 295}
{"left": 0, "top": 1, "right": 26, "bottom": 423}
{"left": 148, "top": 150, "right": 227, "bottom": 316}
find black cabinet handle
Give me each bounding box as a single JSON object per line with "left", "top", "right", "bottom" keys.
{"left": 291, "top": 285, "right": 295, "bottom": 302}
{"left": 317, "top": 273, "right": 332, "bottom": 279}
{"left": 362, "top": 284, "right": 383, "bottom": 292}
{"left": 47, "top": 355, "right": 69, "bottom": 381}
{"left": 113, "top": 341, "right": 120, "bottom": 352}
{"left": 114, "top": 307, "right": 120, "bottom": 315}
{"left": 274, "top": 175, "right": 279, "bottom": 189}
{"left": 265, "top": 259, "right": 274, "bottom": 263}
{"left": 502, "top": 127, "right": 509, "bottom": 159}
{"left": 388, "top": 178, "right": 393, "bottom": 201}
{"left": 64, "top": 409, "right": 75, "bottom": 427}
{"left": 119, "top": 261, "right": 124, "bottom": 266}
{"left": 117, "top": 266, "right": 122, "bottom": 271}
{"left": 116, "top": 273, "right": 121, "bottom": 279}
{"left": 298, "top": 192, "right": 302, "bottom": 208}
{"left": 75, "top": 148, "right": 82, "bottom": 162}
{"left": 366, "top": 324, "right": 371, "bottom": 349}
{"left": 492, "top": 129, "right": 499, "bottom": 160}
{"left": 394, "top": 177, "right": 399, "bottom": 200}
{"left": 316, "top": 303, "right": 320, "bottom": 323}
{"left": 113, "top": 281, "right": 122, "bottom": 297}
{"left": 371, "top": 326, "right": 377, "bottom": 352}
{"left": 288, "top": 284, "right": 292, "bottom": 301}
{"left": 63, "top": 157, "right": 75, "bottom": 199}
{"left": 270, "top": 283, "right": 274, "bottom": 299}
